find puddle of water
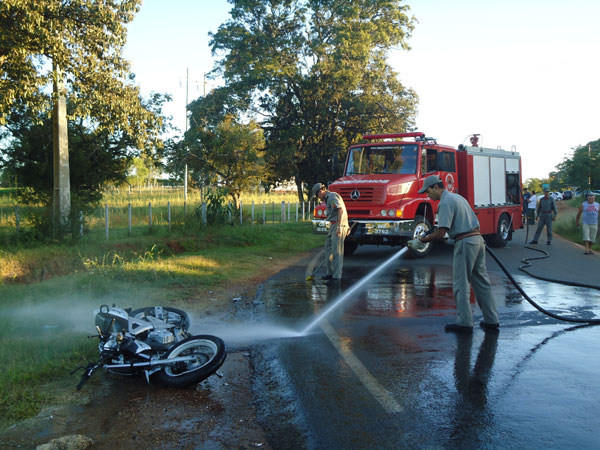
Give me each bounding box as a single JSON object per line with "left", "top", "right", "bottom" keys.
{"left": 190, "top": 319, "right": 301, "bottom": 346}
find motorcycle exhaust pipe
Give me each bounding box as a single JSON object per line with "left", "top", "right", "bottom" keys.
{"left": 105, "top": 355, "right": 197, "bottom": 369}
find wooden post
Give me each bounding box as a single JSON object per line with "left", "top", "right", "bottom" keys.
{"left": 168, "top": 201, "right": 171, "bottom": 231}
{"left": 105, "top": 204, "right": 109, "bottom": 239}
{"left": 149, "top": 202, "right": 152, "bottom": 229}
{"left": 79, "top": 211, "right": 83, "bottom": 237}
{"left": 128, "top": 203, "right": 132, "bottom": 235}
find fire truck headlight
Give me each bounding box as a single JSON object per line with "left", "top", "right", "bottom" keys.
{"left": 380, "top": 209, "right": 387, "bottom": 217}
{"left": 388, "top": 210, "right": 395, "bottom": 217}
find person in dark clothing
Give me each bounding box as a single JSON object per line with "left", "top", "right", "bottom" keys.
{"left": 529, "top": 186, "right": 558, "bottom": 245}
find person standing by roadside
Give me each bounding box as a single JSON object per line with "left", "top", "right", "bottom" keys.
{"left": 527, "top": 190, "right": 537, "bottom": 225}
{"left": 575, "top": 192, "right": 599, "bottom": 254}
{"left": 408, "top": 175, "right": 499, "bottom": 333}
{"left": 529, "top": 185, "right": 558, "bottom": 245}
{"left": 311, "top": 183, "right": 349, "bottom": 283}
{"left": 522, "top": 188, "right": 531, "bottom": 216}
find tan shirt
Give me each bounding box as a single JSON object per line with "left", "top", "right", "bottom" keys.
{"left": 326, "top": 192, "right": 348, "bottom": 226}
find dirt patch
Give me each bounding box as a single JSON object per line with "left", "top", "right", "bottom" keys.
{"left": 165, "top": 240, "right": 185, "bottom": 254}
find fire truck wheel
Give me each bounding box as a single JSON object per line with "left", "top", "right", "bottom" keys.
{"left": 407, "top": 215, "right": 433, "bottom": 258}
{"left": 344, "top": 240, "right": 358, "bottom": 256}
{"left": 485, "top": 213, "right": 511, "bottom": 248}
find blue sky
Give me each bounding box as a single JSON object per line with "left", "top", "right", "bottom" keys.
{"left": 124, "top": 0, "right": 600, "bottom": 180}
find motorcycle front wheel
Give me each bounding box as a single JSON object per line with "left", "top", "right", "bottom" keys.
{"left": 152, "top": 335, "right": 226, "bottom": 388}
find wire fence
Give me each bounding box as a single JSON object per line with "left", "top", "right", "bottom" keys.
{"left": 1, "top": 199, "right": 317, "bottom": 240}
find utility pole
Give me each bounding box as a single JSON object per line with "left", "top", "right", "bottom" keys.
{"left": 184, "top": 68, "right": 189, "bottom": 208}
{"left": 52, "top": 61, "right": 71, "bottom": 235}
{"left": 589, "top": 144, "right": 592, "bottom": 188}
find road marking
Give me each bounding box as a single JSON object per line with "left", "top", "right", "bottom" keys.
{"left": 319, "top": 319, "right": 404, "bottom": 414}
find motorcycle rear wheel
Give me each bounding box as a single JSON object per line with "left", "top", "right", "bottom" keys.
{"left": 152, "top": 335, "right": 226, "bottom": 388}
{"left": 130, "top": 306, "right": 191, "bottom": 331}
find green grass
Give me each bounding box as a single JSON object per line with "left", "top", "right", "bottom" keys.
{"left": 0, "top": 222, "right": 322, "bottom": 426}
{"left": 0, "top": 187, "right": 311, "bottom": 236}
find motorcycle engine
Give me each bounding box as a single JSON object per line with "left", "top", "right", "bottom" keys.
{"left": 147, "top": 329, "right": 175, "bottom": 346}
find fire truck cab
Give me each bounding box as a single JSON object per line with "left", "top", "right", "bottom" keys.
{"left": 312, "top": 132, "right": 523, "bottom": 257}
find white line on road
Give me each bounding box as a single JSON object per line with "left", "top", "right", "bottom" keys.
{"left": 319, "top": 319, "right": 404, "bottom": 414}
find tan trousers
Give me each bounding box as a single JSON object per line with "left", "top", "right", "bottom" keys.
{"left": 325, "top": 225, "right": 349, "bottom": 278}
{"left": 452, "top": 235, "right": 499, "bottom": 326}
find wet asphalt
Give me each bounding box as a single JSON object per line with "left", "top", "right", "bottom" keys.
{"left": 249, "top": 228, "right": 600, "bottom": 449}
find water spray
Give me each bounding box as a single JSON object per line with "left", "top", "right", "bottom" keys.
{"left": 300, "top": 246, "right": 409, "bottom": 335}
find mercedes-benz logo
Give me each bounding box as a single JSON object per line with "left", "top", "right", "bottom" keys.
{"left": 350, "top": 189, "right": 360, "bottom": 200}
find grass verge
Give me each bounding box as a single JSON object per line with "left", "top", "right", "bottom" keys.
{"left": 0, "top": 222, "right": 322, "bottom": 427}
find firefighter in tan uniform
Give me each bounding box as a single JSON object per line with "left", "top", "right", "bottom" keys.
{"left": 311, "top": 183, "right": 349, "bottom": 283}
{"left": 408, "top": 175, "right": 499, "bottom": 333}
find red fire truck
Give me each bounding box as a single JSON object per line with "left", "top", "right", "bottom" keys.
{"left": 312, "top": 132, "right": 523, "bottom": 257}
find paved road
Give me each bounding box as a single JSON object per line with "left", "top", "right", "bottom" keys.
{"left": 246, "top": 228, "right": 600, "bottom": 449}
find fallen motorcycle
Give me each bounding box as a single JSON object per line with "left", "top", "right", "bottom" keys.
{"left": 74, "top": 304, "right": 226, "bottom": 390}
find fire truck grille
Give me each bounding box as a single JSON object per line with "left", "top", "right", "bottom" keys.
{"left": 338, "top": 186, "right": 384, "bottom": 204}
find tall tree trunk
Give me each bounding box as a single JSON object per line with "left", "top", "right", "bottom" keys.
{"left": 52, "top": 62, "right": 71, "bottom": 235}
{"left": 295, "top": 177, "right": 304, "bottom": 203}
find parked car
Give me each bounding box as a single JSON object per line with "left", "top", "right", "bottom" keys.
{"left": 562, "top": 190, "right": 573, "bottom": 200}
{"left": 550, "top": 192, "right": 563, "bottom": 201}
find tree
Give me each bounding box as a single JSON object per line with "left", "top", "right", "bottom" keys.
{"left": 0, "top": 93, "right": 169, "bottom": 235}
{"left": 127, "top": 154, "right": 163, "bottom": 188}
{"left": 0, "top": 0, "right": 162, "bottom": 230}
{"left": 556, "top": 140, "right": 600, "bottom": 191}
{"left": 185, "top": 115, "right": 265, "bottom": 207}
{"left": 197, "top": 0, "right": 417, "bottom": 202}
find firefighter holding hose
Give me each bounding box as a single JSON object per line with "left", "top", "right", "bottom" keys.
{"left": 311, "top": 183, "right": 349, "bottom": 283}
{"left": 407, "top": 175, "right": 500, "bottom": 333}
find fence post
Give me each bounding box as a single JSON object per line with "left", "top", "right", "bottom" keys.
{"left": 287, "top": 201, "right": 291, "bottom": 222}
{"left": 128, "top": 203, "right": 132, "bottom": 235}
{"left": 228, "top": 202, "right": 232, "bottom": 224}
{"left": 272, "top": 202, "right": 275, "bottom": 224}
{"left": 79, "top": 211, "right": 84, "bottom": 237}
{"left": 281, "top": 201, "right": 285, "bottom": 223}
{"left": 302, "top": 201, "right": 305, "bottom": 221}
{"left": 14, "top": 206, "right": 20, "bottom": 233}
{"left": 262, "top": 201, "right": 266, "bottom": 224}
{"left": 252, "top": 200, "right": 255, "bottom": 224}
{"left": 295, "top": 202, "right": 298, "bottom": 222}
{"left": 202, "top": 202, "right": 207, "bottom": 226}
{"left": 168, "top": 201, "right": 171, "bottom": 231}
{"left": 105, "top": 204, "right": 109, "bottom": 240}
{"left": 240, "top": 199, "right": 243, "bottom": 225}
{"left": 149, "top": 202, "right": 152, "bottom": 229}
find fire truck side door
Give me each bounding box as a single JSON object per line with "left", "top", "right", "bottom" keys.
{"left": 421, "top": 148, "right": 458, "bottom": 194}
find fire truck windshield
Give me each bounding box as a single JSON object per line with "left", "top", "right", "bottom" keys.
{"left": 346, "top": 145, "right": 418, "bottom": 176}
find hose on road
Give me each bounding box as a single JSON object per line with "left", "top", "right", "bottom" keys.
{"left": 486, "top": 245, "right": 600, "bottom": 325}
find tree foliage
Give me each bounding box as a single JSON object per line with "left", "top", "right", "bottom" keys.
{"left": 191, "top": 0, "right": 418, "bottom": 201}
{"left": 0, "top": 0, "right": 162, "bottom": 149}
{"left": 0, "top": 93, "right": 169, "bottom": 235}
{"left": 554, "top": 140, "right": 600, "bottom": 191}
{"left": 185, "top": 115, "right": 266, "bottom": 206}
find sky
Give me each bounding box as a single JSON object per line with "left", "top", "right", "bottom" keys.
{"left": 123, "top": 0, "right": 600, "bottom": 180}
